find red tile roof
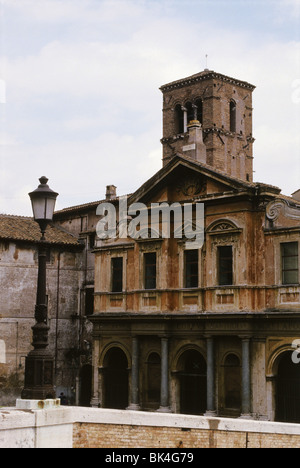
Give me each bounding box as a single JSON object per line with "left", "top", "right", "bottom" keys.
{"left": 0, "top": 215, "right": 82, "bottom": 248}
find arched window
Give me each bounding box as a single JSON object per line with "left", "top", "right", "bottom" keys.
{"left": 174, "top": 104, "right": 184, "bottom": 134}
{"left": 185, "top": 102, "right": 194, "bottom": 126}
{"left": 230, "top": 100, "right": 236, "bottom": 132}
{"left": 195, "top": 99, "right": 203, "bottom": 124}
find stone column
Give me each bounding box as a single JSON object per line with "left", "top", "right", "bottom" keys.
{"left": 127, "top": 336, "right": 140, "bottom": 411}
{"left": 205, "top": 336, "right": 216, "bottom": 416}
{"left": 240, "top": 337, "right": 252, "bottom": 419}
{"left": 181, "top": 106, "right": 188, "bottom": 132}
{"left": 90, "top": 339, "right": 101, "bottom": 408}
{"left": 158, "top": 336, "right": 171, "bottom": 413}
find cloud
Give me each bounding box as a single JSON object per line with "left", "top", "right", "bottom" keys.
{"left": 275, "top": 0, "right": 300, "bottom": 20}
{"left": 1, "top": 0, "right": 300, "bottom": 216}
{"left": 0, "top": 79, "right": 5, "bottom": 103}
{"left": 3, "top": 0, "right": 154, "bottom": 28}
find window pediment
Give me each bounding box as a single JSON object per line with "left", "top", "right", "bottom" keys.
{"left": 207, "top": 219, "right": 242, "bottom": 235}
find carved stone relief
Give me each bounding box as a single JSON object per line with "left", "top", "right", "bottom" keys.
{"left": 176, "top": 177, "right": 207, "bottom": 197}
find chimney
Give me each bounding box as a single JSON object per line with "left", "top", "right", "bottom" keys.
{"left": 182, "top": 120, "right": 207, "bottom": 164}
{"left": 106, "top": 185, "right": 117, "bottom": 200}
{"left": 292, "top": 189, "right": 300, "bottom": 202}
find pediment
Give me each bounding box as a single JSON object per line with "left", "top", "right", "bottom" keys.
{"left": 207, "top": 219, "right": 242, "bottom": 234}
{"left": 129, "top": 155, "right": 254, "bottom": 205}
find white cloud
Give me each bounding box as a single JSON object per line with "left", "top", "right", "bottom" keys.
{"left": 3, "top": 0, "right": 154, "bottom": 27}
{"left": 1, "top": 0, "right": 300, "bottom": 215}
{"left": 275, "top": 0, "right": 300, "bottom": 20}
{"left": 0, "top": 79, "right": 5, "bottom": 103}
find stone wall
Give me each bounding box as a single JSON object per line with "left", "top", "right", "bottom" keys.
{"left": 1, "top": 405, "right": 300, "bottom": 449}
{"left": 0, "top": 241, "right": 84, "bottom": 405}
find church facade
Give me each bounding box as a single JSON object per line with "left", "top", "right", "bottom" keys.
{"left": 90, "top": 70, "right": 300, "bottom": 422}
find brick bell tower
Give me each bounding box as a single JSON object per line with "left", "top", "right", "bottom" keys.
{"left": 160, "top": 69, "right": 256, "bottom": 182}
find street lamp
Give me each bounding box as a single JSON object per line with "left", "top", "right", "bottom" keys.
{"left": 21, "top": 177, "right": 59, "bottom": 400}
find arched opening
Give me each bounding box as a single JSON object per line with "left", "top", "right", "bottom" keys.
{"left": 224, "top": 354, "right": 241, "bottom": 413}
{"left": 185, "top": 102, "right": 194, "bottom": 126}
{"left": 178, "top": 349, "right": 207, "bottom": 415}
{"left": 79, "top": 364, "right": 92, "bottom": 407}
{"left": 195, "top": 99, "right": 203, "bottom": 124}
{"left": 230, "top": 100, "right": 236, "bottom": 132}
{"left": 276, "top": 351, "right": 300, "bottom": 423}
{"left": 174, "top": 104, "right": 184, "bottom": 134}
{"left": 104, "top": 347, "right": 129, "bottom": 409}
{"left": 146, "top": 352, "right": 161, "bottom": 410}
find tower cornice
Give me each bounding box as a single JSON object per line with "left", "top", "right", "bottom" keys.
{"left": 160, "top": 70, "right": 256, "bottom": 93}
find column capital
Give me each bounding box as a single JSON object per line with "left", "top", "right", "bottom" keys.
{"left": 205, "top": 334, "right": 214, "bottom": 341}
{"left": 238, "top": 335, "right": 252, "bottom": 341}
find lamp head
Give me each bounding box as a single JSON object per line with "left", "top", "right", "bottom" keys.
{"left": 29, "top": 177, "right": 59, "bottom": 235}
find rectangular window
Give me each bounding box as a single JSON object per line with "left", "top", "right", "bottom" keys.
{"left": 144, "top": 252, "right": 157, "bottom": 290}
{"left": 184, "top": 249, "right": 199, "bottom": 288}
{"left": 85, "top": 288, "right": 94, "bottom": 315}
{"left": 282, "top": 242, "right": 299, "bottom": 285}
{"left": 111, "top": 257, "right": 123, "bottom": 292}
{"left": 218, "top": 246, "right": 233, "bottom": 286}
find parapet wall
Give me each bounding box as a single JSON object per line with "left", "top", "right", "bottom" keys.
{"left": 1, "top": 405, "right": 300, "bottom": 449}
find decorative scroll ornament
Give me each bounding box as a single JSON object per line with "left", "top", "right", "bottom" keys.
{"left": 266, "top": 199, "right": 300, "bottom": 222}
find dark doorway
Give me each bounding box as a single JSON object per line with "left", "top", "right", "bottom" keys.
{"left": 276, "top": 351, "right": 300, "bottom": 423}
{"left": 146, "top": 352, "right": 161, "bottom": 410}
{"left": 79, "top": 364, "right": 92, "bottom": 407}
{"left": 224, "top": 354, "right": 241, "bottom": 413}
{"left": 179, "top": 350, "right": 207, "bottom": 415}
{"left": 85, "top": 288, "right": 94, "bottom": 316}
{"left": 104, "top": 348, "right": 129, "bottom": 410}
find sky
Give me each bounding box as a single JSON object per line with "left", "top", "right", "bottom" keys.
{"left": 0, "top": 0, "right": 300, "bottom": 216}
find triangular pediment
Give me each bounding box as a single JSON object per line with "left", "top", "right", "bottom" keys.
{"left": 129, "top": 155, "right": 255, "bottom": 205}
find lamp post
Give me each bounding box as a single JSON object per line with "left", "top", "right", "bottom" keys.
{"left": 21, "top": 177, "right": 58, "bottom": 400}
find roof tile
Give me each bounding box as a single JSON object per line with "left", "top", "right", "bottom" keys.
{"left": 0, "top": 215, "right": 81, "bottom": 247}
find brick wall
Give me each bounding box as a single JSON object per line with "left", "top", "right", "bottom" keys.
{"left": 73, "top": 422, "right": 300, "bottom": 449}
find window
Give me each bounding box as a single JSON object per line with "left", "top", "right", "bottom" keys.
{"left": 185, "top": 102, "right": 194, "bottom": 127}
{"left": 174, "top": 104, "right": 184, "bottom": 134}
{"left": 185, "top": 249, "right": 199, "bottom": 288}
{"left": 89, "top": 233, "right": 96, "bottom": 250}
{"left": 282, "top": 242, "right": 299, "bottom": 285}
{"left": 218, "top": 246, "right": 233, "bottom": 286}
{"left": 85, "top": 288, "right": 94, "bottom": 315}
{"left": 230, "top": 100, "right": 236, "bottom": 133}
{"left": 144, "top": 252, "right": 157, "bottom": 290}
{"left": 195, "top": 99, "right": 203, "bottom": 124}
{"left": 111, "top": 257, "right": 123, "bottom": 292}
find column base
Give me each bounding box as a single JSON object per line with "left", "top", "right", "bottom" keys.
{"left": 157, "top": 406, "right": 172, "bottom": 413}
{"left": 205, "top": 410, "right": 217, "bottom": 417}
{"left": 90, "top": 398, "right": 100, "bottom": 408}
{"left": 239, "top": 413, "right": 253, "bottom": 420}
{"left": 126, "top": 404, "right": 141, "bottom": 411}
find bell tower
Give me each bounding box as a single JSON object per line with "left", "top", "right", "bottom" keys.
{"left": 160, "top": 70, "right": 255, "bottom": 182}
